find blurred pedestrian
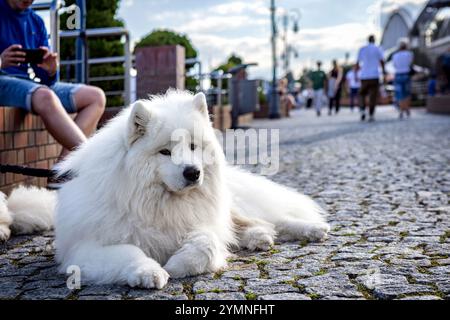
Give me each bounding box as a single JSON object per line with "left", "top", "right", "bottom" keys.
{"left": 327, "top": 59, "right": 344, "bottom": 115}
{"left": 357, "top": 35, "right": 386, "bottom": 122}
{"left": 309, "top": 61, "right": 327, "bottom": 117}
{"left": 278, "top": 77, "right": 295, "bottom": 116}
{"left": 299, "top": 68, "right": 313, "bottom": 108}
{"left": 345, "top": 63, "right": 361, "bottom": 112}
{"left": 392, "top": 40, "right": 414, "bottom": 119}
{"left": 440, "top": 48, "right": 450, "bottom": 93}
{"left": 428, "top": 73, "right": 437, "bottom": 97}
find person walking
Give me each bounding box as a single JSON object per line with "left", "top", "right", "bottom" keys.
{"left": 392, "top": 40, "right": 414, "bottom": 119}
{"left": 345, "top": 63, "right": 361, "bottom": 112}
{"left": 299, "top": 68, "right": 313, "bottom": 109}
{"left": 357, "top": 35, "right": 386, "bottom": 122}
{"left": 327, "top": 60, "right": 344, "bottom": 115}
{"left": 441, "top": 48, "right": 450, "bottom": 93}
{"left": 309, "top": 61, "right": 327, "bottom": 117}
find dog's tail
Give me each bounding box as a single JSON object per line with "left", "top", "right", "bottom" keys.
{"left": 0, "top": 191, "right": 13, "bottom": 241}
{"left": 4, "top": 186, "right": 55, "bottom": 236}
{"left": 226, "top": 167, "right": 327, "bottom": 224}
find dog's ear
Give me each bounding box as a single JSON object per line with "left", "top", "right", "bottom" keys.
{"left": 128, "top": 100, "right": 152, "bottom": 145}
{"left": 193, "top": 92, "right": 209, "bottom": 118}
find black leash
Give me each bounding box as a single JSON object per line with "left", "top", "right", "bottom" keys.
{"left": 0, "top": 164, "right": 55, "bottom": 178}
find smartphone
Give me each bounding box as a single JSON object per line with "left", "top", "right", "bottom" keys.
{"left": 17, "top": 48, "right": 46, "bottom": 64}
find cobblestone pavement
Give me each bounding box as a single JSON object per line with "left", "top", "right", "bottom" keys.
{"left": 1, "top": 106, "right": 449, "bottom": 300}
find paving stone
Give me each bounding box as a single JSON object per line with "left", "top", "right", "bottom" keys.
{"left": 133, "top": 293, "right": 188, "bottom": 300}
{"left": 297, "top": 272, "right": 364, "bottom": 298}
{"left": 195, "top": 292, "right": 246, "bottom": 300}
{"left": 259, "top": 292, "right": 311, "bottom": 300}
{"left": 78, "top": 295, "right": 124, "bottom": 300}
{"left": 397, "top": 296, "right": 443, "bottom": 300}
{"left": 0, "top": 281, "right": 22, "bottom": 299}
{"left": 21, "top": 287, "right": 73, "bottom": 300}
{"left": 356, "top": 274, "right": 436, "bottom": 300}
{"left": 79, "top": 284, "right": 129, "bottom": 296}
{"left": 221, "top": 269, "right": 260, "bottom": 280}
{"left": 192, "top": 279, "right": 242, "bottom": 293}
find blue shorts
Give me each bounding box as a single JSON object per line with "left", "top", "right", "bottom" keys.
{"left": 0, "top": 74, "right": 83, "bottom": 114}
{"left": 394, "top": 73, "right": 411, "bottom": 102}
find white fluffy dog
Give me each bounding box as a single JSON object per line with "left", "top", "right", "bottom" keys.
{"left": 3, "top": 91, "right": 329, "bottom": 289}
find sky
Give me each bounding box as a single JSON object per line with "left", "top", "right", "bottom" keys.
{"left": 117, "top": 0, "right": 427, "bottom": 80}
{"left": 35, "top": 0, "right": 427, "bottom": 80}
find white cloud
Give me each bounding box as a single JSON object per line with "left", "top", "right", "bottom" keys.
{"left": 147, "top": 11, "right": 201, "bottom": 24}
{"left": 210, "top": 1, "right": 268, "bottom": 16}
{"left": 295, "top": 23, "right": 376, "bottom": 52}
{"left": 179, "top": 15, "right": 266, "bottom": 33}
{"left": 185, "top": 33, "right": 271, "bottom": 74}
{"left": 123, "top": 0, "right": 134, "bottom": 8}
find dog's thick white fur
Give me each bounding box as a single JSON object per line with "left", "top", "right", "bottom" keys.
{"left": 0, "top": 186, "right": 55, "bottom": 241}
{"left": 4, "top": 91, "right": 329, "bottom": 289}
{"left": 0, "top": 191, "right": 12, "bottom": 241}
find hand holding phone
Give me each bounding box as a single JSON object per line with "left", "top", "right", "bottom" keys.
{"left": 1, "top": 45, "right": 57, "bottom": 76}
{"left": 0, "top": 44, "right": 26, "bottom": 68}
{"left": 17, "top": 48, "right": 46, "bottom": 64}
{"left": 37, "top": 46, "right": 58, "bottom": 77}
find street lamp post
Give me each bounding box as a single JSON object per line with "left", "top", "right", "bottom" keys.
{"left": 269, "top": 2, "right": 301, "bottom": 119}
{"left": 281, "top": 9, "right": 301, "bottom": 74}
{"left": 269, "top": 0, "right": 280, "bottom": 119}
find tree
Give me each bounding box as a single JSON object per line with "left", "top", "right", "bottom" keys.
{"left": 211, "top": 54, "right": 243, "bottom": 90}
{"left": 135, "top": 29, "right": 197, "bottom": 59}
{"left": 214, "top": 54, "right": 243, "bottom": 73}
{"left": 135, "top": 29, "right": 198, "bottom": 91}
{"left": 60, "top": 0, "right": 125, "bottom": 107}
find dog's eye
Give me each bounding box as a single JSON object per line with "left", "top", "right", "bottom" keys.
{"left": 190, "top": 143, "right": 196, "bottom": 151}
{"left": 159, "top": 149, "right": 171, "bottom": 156}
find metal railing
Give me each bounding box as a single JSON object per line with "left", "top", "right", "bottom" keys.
{"left": 197, "top": 71, "right": 232, "bottom": 108}
{"left": 59, "top": 27, "right": 132, "bottom": 105}
{"left": 31, "top": 1, "right": 132, "bottom": 106}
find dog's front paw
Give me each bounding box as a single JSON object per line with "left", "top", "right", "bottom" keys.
{"left": 305, "top": 222, "right": 330, "bottom": 242}
{"left": 163, "top": 261, "right": 186, "bottom": 279}
{"left": 127, "top": 260, "right": 170, "bottom": 289}
{"left": 163, "top": 254, "right": 201, "bottom": 279}
{"left": 240, "top": 226, "right": 275, "bottom": 251}
{"left": 0, "top": 224, "right": 11, "bottom": 242}
{"left": 164, "top": 250, "right": 215, "bottom": 279}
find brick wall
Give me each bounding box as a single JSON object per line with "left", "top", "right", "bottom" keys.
{"left": 426, "top": 95, "right": 450, "bottom": 114}
{"left": 0, "top": 107, "right": 62, "bottom": 195}
{"left": 254, "top": 102, "right": 290, "bottom": 119}
{"left": 135, "top": 45, "right": 185, "bottom": 98}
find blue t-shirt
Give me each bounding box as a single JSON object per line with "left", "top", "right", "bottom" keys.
{"left": 0, "top": 0, "right": 56, "bottom": 85}
{"left": 428, "top": 79, "right": 436, "bottom": 97}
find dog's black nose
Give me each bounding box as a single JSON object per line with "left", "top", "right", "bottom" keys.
{"left": 183, "top": 166, "right": 200, "bottom": 182}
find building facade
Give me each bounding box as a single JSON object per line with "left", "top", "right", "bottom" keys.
{"left": 381, "top": 0, "right": 450, "bottom": 68}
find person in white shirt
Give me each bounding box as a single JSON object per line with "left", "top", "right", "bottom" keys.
{"left": 345, "top": 64, "right": 361, "bottom": 112}
{"left": 356, "top": 35, "right": 386, "bottom": 122}
{"left": 392, "top": 40, "right": 414, "bottom": 119}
